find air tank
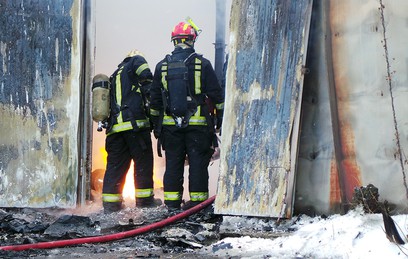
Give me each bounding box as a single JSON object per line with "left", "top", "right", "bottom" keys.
{"left": 92, "top": 74, "right": 110, "bottom": 131}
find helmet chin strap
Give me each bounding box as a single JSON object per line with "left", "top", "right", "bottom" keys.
{"left": 173, "top": 39, "right": 194, "bottom": 48}
{"left": 184, "top": 41, "right": 194, "bottom": 48}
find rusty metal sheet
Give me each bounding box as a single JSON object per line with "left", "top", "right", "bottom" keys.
{"left": 0, "top": 0, "right": 86, "bottom": 208}
{"left": 295, "top": 0, "right": 408, "bottom": 216}
{"left": 214, "top": 0, "right": 313, "bottom": 218}
{"left": 294, "top": 0, "right": 342, "bottom": 216}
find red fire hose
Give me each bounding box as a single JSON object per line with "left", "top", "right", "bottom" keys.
{"left": 0, "top": 196, "right": 216, "bottom": 251}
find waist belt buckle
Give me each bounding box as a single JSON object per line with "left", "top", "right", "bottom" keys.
{"left": 175, "top": 116, "right": 183, "bottom": 128}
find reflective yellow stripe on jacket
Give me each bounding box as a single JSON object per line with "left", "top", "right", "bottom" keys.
{"left": 150, "top": 108, "right": 160, "bottom": 117}
{"left": 136, "top": 63, "right": 149, "bottom": 76}
{"left": 109, "top": 62, "right": 150, "bottom": 135}
{"left": 107, "top": 119, "right": 150, "bottom": 136}
{"left": 115, "top": 67, "right": 124, "bottom": 124}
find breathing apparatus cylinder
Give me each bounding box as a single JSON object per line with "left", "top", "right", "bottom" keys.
{"left": 91, "top": 74, "right": 110, "bottom": 131}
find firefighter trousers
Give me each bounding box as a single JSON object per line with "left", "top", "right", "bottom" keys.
{"left": 162, "top": 126, "right": 214, "bottom": 208}
{"left": 102, "top": 129, "right": 154, "bottom": 205}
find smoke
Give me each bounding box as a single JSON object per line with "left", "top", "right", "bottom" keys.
{"left": 93, "top": 1, "right": 233, "bottom": 206}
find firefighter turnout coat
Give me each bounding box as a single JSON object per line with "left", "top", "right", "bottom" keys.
{"left": 102, "top": 54, "right": 155, "bottom": 212}
{"left": 150, "top": 46, "right": 224, "bottom": 208}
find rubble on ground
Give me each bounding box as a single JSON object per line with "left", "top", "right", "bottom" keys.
{"left": 0, "top": 202, "right": 297, "bottom": 259}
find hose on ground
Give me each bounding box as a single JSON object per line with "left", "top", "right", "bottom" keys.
{"left": 0, "top": 195, "right": 216, "bottom": 251}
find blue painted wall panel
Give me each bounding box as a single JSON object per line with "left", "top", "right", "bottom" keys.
{"left": 215, "top": 0, "right": 312, "bottom": 218}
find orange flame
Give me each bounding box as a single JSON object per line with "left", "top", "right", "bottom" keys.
{"left": 96, "top": 147, "right": 163, "bottom": 202}
{"left": 123, "top": 164, "right": 135, "bottom": 200}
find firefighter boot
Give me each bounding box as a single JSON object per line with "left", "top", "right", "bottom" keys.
{"left": 103, "top": 201, "right": 123, "bottom": 214}
{"left": 164, "top": 200, "right": 183, "bottom": 213}
{"left": 181, "top": 200, "right": 203, "bottom": 211}
{"left": 136, "top": 196, "right": 162, "bottom": 208}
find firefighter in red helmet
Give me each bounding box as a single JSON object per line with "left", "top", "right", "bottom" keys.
{"left": 150, "top": 20, "right": 224, "bottom": 211}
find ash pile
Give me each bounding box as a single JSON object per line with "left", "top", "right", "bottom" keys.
{"left": 0, "top": 204, "right": 221, "bottom": 258}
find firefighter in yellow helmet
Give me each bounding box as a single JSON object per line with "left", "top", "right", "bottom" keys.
{"left": 149, "top": 21, "right": 224, "bottom": 211}
{"left": 101, "top": 49, "right": 161, "bottom": 213}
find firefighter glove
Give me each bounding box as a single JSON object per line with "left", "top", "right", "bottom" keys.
{"left": 149, "top": 116, "right": 160, "bottom": 138}
{"left": 153, "top": 128, "right": 160, "bottom": 139}
{"left": 216, "top": 109, "right": 223, "bottom": 130}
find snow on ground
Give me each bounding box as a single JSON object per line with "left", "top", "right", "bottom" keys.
{"left": 2, "top": 201, "right": 408, "bottom": 258}
{"left": 201, "top": 207, "right": 408, "bottom": 258}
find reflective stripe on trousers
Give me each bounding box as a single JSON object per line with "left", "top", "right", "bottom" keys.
{"left": 135, "top": 188, "right": 154, "bottom": 198}
{"left": 190, "top": 192, "right": 208, "bottom": 201}
{"left": 102, "top": 193, "right": 123, "bottom": 203}
{"left": 164, "top": 191, "right": 182, "bottom": 201}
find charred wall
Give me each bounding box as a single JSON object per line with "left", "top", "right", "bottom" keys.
{"left": 0, "top": 0, "right": 89, "bottom": 208}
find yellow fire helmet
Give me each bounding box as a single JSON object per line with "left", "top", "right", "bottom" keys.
{"left": 126, "top": 49, "right": 145, "bottom": 58}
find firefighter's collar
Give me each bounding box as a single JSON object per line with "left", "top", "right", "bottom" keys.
{"left": 175, "top": 43, "right": 193, "bottom": 49}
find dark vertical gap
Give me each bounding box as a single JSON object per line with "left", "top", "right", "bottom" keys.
{"left": 288, "top": 0, "right": 314, "bottom": 218}
{"left": 324, "top": 1, "right": 348, "bottom": 214}
{"left": 77, "top": 0, "right": 93, "bottom": 205}
{"left": 293, "top": 0, "right": 319, "bottom": 216}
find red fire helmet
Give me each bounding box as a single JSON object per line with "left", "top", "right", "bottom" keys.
{"left": 171, "top": 22, "right": 197, "bottom": 42}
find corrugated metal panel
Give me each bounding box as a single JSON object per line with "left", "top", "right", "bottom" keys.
{"left": 214, "top": 0, "right": 313, "bottom": 218}
{"left": 295, "top": 0, "right": 408, "bottom": 215}
{"left": 0, "top": 0, "right": 86, "bottom": 208}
